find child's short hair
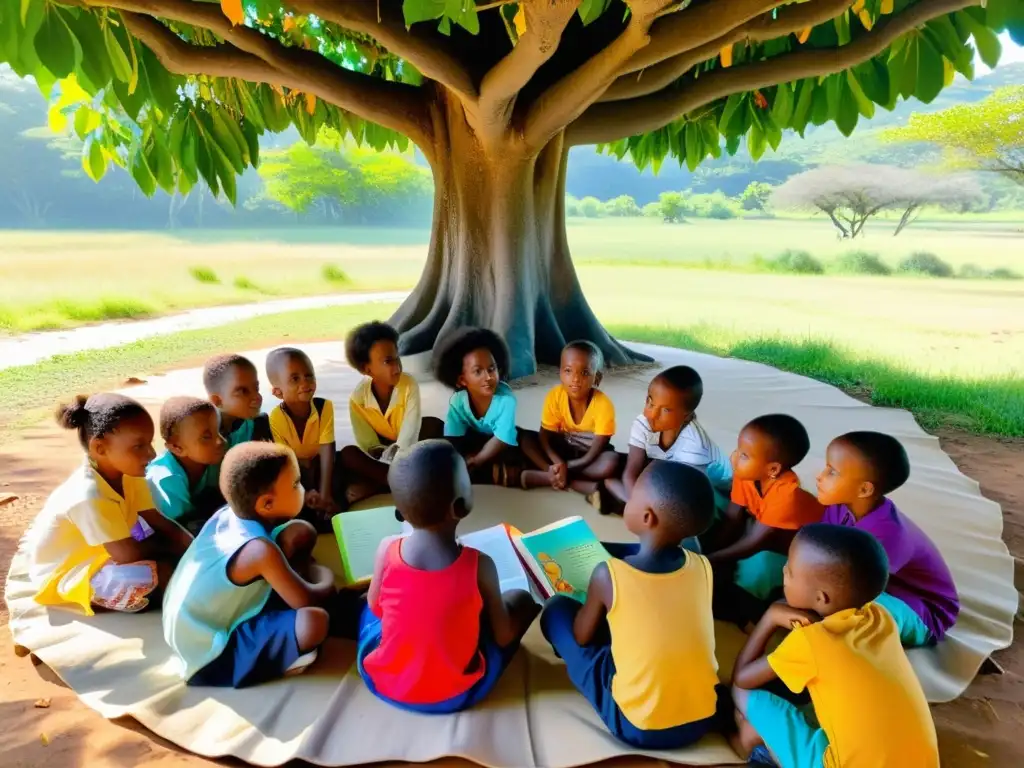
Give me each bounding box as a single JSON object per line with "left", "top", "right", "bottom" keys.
{"left": 655, "top": 365, "right": 703, "bottom": 411}
{"left": 837, "top": 431, "right": 910, "bottom": 495}
{"left": 796, "top": 523, "right": 889, "bottom": 607}
{"left": 746, "top": 413, "right": 811, "bottom": 469}
{"left": 219, "top": 442, "right": 294, "bottom": 516}
{"left": 159, "top": 396, "right": 216, "bottom": 443}
{"left": 639, "top": 460, "right": 715, "bottom": 536}
{"left": 388, "top": 440, "right": 467, "bottom": 527}
{"left": 203, "top": 354, "right": 257, "bottom": 394}
{"left": 563, "top": 340, "right": 605, "bottom": 374}
{"left": 432, "top": 327, "right": 510, "bottom": 390}
{"left": 345, "top": 321, "right": 400, "bottom": 371}
{"left": 56, "top": 393, "right": 149, "bottom": 450}
{"left": 266, "top": 347, "right": 313, "bottom": 383}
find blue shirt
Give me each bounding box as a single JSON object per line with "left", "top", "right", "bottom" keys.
{"left": 443, "top": 382, "right": 519, "bottom": 446}
{"left": 146, "top": 451, "right": 220, "bottom": 524}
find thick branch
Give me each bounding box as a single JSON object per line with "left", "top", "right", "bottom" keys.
{"left": 476, "top": 0, "right": 578, "bottom": 134}
{"left": 601, "top": 0, "right": 853, "bottom": 102}
{"left": 291, "top": 0, "right": 477, "bottom": 102}
{"left": 90, "top": 0, "right": 432, "bottom": 147}
{"left": 568, "top": 0, "right": 978, "bottom": 146}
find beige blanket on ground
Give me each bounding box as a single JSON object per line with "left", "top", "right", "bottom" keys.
{"left": 6, "top": 343, "right": 1016, "bottom": 767}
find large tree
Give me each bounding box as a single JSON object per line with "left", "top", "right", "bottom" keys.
{"left": 1, "top": 0, "right": 1022, "bottom": 376}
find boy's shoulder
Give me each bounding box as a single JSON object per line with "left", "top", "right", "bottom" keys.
{"left": 146, "top": 450, "right": 183, "bottom": 480}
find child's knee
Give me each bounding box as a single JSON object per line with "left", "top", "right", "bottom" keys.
{"left": 295, "top": 606, "right": 330, "bottom": 652}
{"left": 540, "top": 595, "right": 579, "bottom": 638}
{"left": 276, "top": 520, "right": 318, "bottom": 560}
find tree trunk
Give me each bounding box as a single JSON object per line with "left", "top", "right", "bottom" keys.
{"left": 389, "top": 93, "right": 650, "bottom": 379}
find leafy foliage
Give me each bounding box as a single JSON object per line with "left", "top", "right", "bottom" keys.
{"left": 898, "top": 250, "right": 955, "bottom": 276}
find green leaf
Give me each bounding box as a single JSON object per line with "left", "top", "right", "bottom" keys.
{"left": 684, "top": 124, "right": 701, "bottom": 172}
{"left": 195, "top": 134, "right": 220, "bottom": 197}
{"left": 148, "top": 139, "right": 176, "bottom": 194}
{"left": 846, "top": 70, "right": 875, "bottom": 118}
{"left": 963, "top": 12, "right": 1002, "bottom": 68}
{"left": 835, "top": 82, "right": 859, "bottom": 136}
{"left": 35, "top": 9, "right": 77, "bottom": 78}
{"left": 450, "top": 0, "right": 479, "bottom": 34}
{"left": 131, "top": 146, "right": 157, "bottom": 197}
{"left": 914, "top": 35, "right": 945, "bottom": 104}
{"left": 896, "top": 36, "right": 918, "bottom": 100}
{"left": 810, "top": 84, "right": 830, "bottom": 126}
{"left": 579, "top": 0, "right": 612, "bottom": 26}
{"left": 747, "top": 121, "right": 766, "bottom": 161}
{"left": 65, "top": 12, "right": 112, "bottom": 90}
{"left": 210, "top": 142, "right": 238, "bottom": 205}
{"left": 180, "top": 117, "right": 199, "bottom": 185}
{"left": 19, "top": 0, "right": 29, "bottom": 25}
{"left": 770, "top": 83, "right": 794, "bottom": 127}
{"left": 717, "top": 93, "right": 744, "bottom": 133}
{"left": 791, "top": 79, "right": 815, "bottom": 134}
{"left": 241, "top": 119, "right": 261, "bottom": 168}
{"left": 762, "top": 113, "right": 783, "bottom": 151}
{"left": 854, "top": 59, "right": 890, "bottom": 106}
{"left": 73, "top": 105, "right": 101, "bottom": 139}
{"left": 725, "top": 133, "right": 741, "bottom": 156}
{"left": 140, "top": 48, "right": 179, "bottom": 111}
{"left": 825, "top": 74, "right": 842, "bottom": 116}
{"left": 83, "top": 136, "right": 106, "bottom": 182}
{"left": 403, "top": 0, "right": 446, "bottom": 26}
{"left": 105, "top": 23, "right": 133, "bottom": 82}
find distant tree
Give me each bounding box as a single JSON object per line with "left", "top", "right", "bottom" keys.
{"left": 641, "top": 201, "right": 661, "bottom": 219}
{"left": 740, "top": 181, "right": 774, "bottom": 211}
{"left": 657, "top": 191, "right": 688, "bottom": 223}
{"left": 605, "top": 194, "right": 641, "bottom": 217}
{"left": 579, "top": 196, "right": 606, "bottom": 218}
{"left": 565, "top": 195, "right": 583, "bottom": 218}
{"left": 692, "top": 190, "right": 740, "bottom": 219}
{"left": 772, "top": 164, "right": 984, "bottom": 238}
{"left": 884, "top": 86, "right": 1024, "bottom": 186}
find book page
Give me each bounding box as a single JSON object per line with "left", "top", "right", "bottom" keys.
{"left": 460, "top": 525, "right": 531, "bottom": 595}
{"left": 333, "top": 506, "right": 404, "bottom": 583}
{"left": 519, "top": 518, "right": 610, "bottom": 603}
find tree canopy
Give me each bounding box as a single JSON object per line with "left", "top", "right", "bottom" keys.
{"left": 885, "top": 84, "right": 1024, "bottom": 184}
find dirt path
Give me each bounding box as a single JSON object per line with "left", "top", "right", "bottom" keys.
{"left": 1, "top": 423, "right": 1021, "bottom": 767}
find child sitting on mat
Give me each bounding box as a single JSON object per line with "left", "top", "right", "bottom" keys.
{"left": 731, "top": 524, "right": 938, "bottom": 767}
{"left": 704, "top": 414, "right": 823, "bottom": 616}
{"left": 147, "top": 397, "right": 228, "bottom": 535}
{"left": 267, "top": 347, "right": 339, "bottom": 527}
{"left": 163, "top": 442, "right": 343, "bottom": 688}
{"left": 338, "top": 321, "right": 442, "bottom": 505}
{"left": 519, "top": 340, "right": 618, "bottom": 503}
{"left": 434, "top": 328, "right": 521, "bottom": 485}
{"left": 816, "top": 431, "right": 959, "bottom": 646}
{"left": 203, "top": 354, "right": 271, "bottom": 448}
{"left": 605, "top": 366, "right": 731, "bottom": 510}
{"left": 540, "top": 460, "right": 722, "bottom": 749}
{"left": 29, "top": 394, "right": 191, "bottom": 615}
{"left": 357, "top": 440, "right": 539, "bottom": 713}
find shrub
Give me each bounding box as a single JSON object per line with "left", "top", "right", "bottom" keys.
{"left": 898, "top": 252, "right": 954, "bottom": 278}
{"left": 958, "top": 263, "right": 987, "bottom": 279}
{"left": 770, "top": 250, "right": 824, "bottom": 275}
{"left": 988, "top": 267, "right": 1022, "bottom": 280}
{"left": 605, "top": 194, "right": 641, "bottom": 217}
{"left": 565, "top": 196, "right": 583, "bottom": 217}
{"left": 321, "top": 264, "right": 350, "bottom": 284}
{"left": 189, "top": 266, "right": 220, "bottom": 284}
{"left": 579, "top": 196, "right": 606, "bottom": 218}
{"left": 234, "top": 276, "right": 259, "bottom": 290}
{"left": 834, "top": 251, "right": 892, "bottom": 276}
{"left": 54, "top": 296, "right": 156, "bottom": 322}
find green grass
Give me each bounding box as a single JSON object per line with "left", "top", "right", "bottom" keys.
{"left": 0, "top": 303, "right": 397, "bottom": 442}
{"left": 188, "top": 265, "right": 221, "bottom": 284}
{"left": 321, "top": 264, "right": 350, "bottom": 284}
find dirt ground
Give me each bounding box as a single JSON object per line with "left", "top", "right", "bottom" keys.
{"left": 1, "top": 421, "right": 1021, "bottom": 767}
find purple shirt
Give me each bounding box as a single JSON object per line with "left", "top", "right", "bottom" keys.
{"left": 822, "top": 499, "right": 959, "bottom": 640}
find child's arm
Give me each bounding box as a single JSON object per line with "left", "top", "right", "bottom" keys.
{"left": 477, "top": 553, "right": 537, "bottom": 647}
{"left": 539, "top": 428, "right": 565, "bottom": 466}
{"left": 468, "top": 436, "right": 510, "bottom": 471}
{"left": 366, "top": 537, "right": 393, "bottom": 617}
{"left": 621, "top": 445, "right": 648, "bottom": 496}
{"left": 566, "top": 435, "right": 612, "bottom": 472}
{"left": 394, "top": 377, "right": 422, "bottom": 452}
{"left": 317, "top": 442, "right": 338, "bottom": 511}
{"left": 733, "top": 602, "right": 818, "bottom": 689}
{"left": 706, "top": 521, "right": 794, "bottom": 568}
{"left": 138, "top": 507, "right": 193, "bottom": 556}
{"left": 231, "top": 538, "right": 335, "bottom": 608}
{"left": 349, "top": 398, "right": 385, "bottom": 455}
{"left": 573, "top": 562, "right": 613, "bottom": 646}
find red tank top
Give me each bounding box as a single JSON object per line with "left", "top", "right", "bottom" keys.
{"left": 363, "top": 539, "right": 485, "bottom": 704}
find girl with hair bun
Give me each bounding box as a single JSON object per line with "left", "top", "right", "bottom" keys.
{"left": 27, "top": 393, "right": 192, "bottom": 615}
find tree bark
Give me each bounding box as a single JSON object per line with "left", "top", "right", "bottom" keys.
{"left": 389, "top": 92, "right": 650, "bottom": 379}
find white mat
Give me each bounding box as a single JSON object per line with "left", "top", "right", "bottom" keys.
{"left": 6, "top": 342, "right": 1016, "bottom": 767}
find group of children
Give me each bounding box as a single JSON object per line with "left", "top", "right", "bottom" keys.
{"left": 24, "top": 320, "right": 960, "bottom": 767}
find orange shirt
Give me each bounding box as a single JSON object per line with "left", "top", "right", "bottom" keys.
{"left": 731, "top": 470, "right": 824, "bottom": 530}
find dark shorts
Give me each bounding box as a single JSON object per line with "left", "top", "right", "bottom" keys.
{"left": 356, "top": 602, "right": 517, "bottom": 714}
{"left": 189, "top": 596, "right": 302, "bottom": 688}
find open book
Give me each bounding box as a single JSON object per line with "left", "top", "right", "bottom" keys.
{"left": 511, "top": 516, "right": 611, "bottom": 603}
{"left": 332, "top": 506, "right": 532, "bottom": 593}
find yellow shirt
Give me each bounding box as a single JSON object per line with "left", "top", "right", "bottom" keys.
{"left": 269, "top": 399, "right": 335, "bottom": 461}
{"left": 28, "top": 462, "right": 155, "bottom": 614}
{"left": 606, "top": 554, "right": 719, "bottom": 730}
{"left": 349, "top": 373, "right": 421, "bottom": 454}
{"left": 540, "top": 386, "right": 616, "bottom": 450}
{"left": 768, "top": 603, "right": 938, "bottom": 767}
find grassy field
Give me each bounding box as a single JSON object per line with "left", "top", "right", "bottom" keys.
{"left": 2, "top": 218, "right": 1021, "bottom": 332}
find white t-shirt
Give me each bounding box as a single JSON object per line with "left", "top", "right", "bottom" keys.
{"left": 628, "top": 415, "right": 733, "bottom": 490}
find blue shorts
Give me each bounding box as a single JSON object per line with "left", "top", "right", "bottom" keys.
{"left": 745, "top": 690, "right": 828, "bottom": 768}
{"left": 875, "top": 592, "right": 934, "bottom": 648}
{"left": 734, "top": 550, "right": 788, "bottom": 601}
{"left": 540, "top": 595, "right": 720, "bottom": 749}
{"left": 356, "top": 602, "right": 516, "bottom": 714}
{"left": 189, "top": 597, "right": 302, "bottom": 688}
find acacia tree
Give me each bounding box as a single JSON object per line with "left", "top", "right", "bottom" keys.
{"left": 1, "top": 0, "right": 1021, "bottom": 376}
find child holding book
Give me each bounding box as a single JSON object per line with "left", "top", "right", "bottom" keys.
{"left": 540, "top": 460, "right": 722, "bottom": 749}
{"left": 147, "top": 397, "right": 228, "bottom": 535}
{"left": 338, "top": 321, "right": 443, "bottom": 504}
{"left": 203, "top": 354, "right": 271, "bottom": 447}
{"left": 705, "top": 414, "right": 824, "bottom": 616}
{"left": 605, "top": 366, "right": 731, "bottom": 510}
{"left": 266, "top": 347, "right": 339, "bottom": 528}
{"left": 163, "top": 442, "right": 345, "bottom": 688}
{"left": 816, "top": 431, "right": 959, "bottom": 646}
{"left": 28, "top": 394, "right": 191, "bottom": 615}
{"left": 731, "top": 524, "right": 938, "bottom": 767}
{"left": 434, "top": 328, "right": 522, "bottom": 486}
{"left": 520, "top": 341, "right": 619, "bottom": 503}
{"left": 357, "top": 440, "right": 539, "bottom": 712}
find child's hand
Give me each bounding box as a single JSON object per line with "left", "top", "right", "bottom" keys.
{"left": 550, "top": 463, "right": 568, "bottom": 490}
{"left": 465, "top": 453, "right": 479, "bottom": 471}
{"left": 767, "top": 602, "right": 818, "bottom": 630}
{"left": 321, "top": 496, "right": 341, "bottom": 516}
